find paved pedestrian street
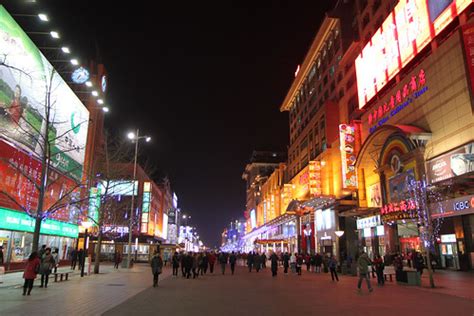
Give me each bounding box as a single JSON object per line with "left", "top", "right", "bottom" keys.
{"left": 1, "top": 264, "right": 473, "bottom": 316}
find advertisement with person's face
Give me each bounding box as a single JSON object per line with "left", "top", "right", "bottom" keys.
{"left": 368, "top": 182, "right": 382, "bottom": 207}
{"left": 0, "top": 7, "right": 89, "bottom": 180}
{"left": 388, "top": 169, "right": 415, "bottom": 203}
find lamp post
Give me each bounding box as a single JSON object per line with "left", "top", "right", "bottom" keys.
{"left": 126, "top": 129, "right": 151, "bottom": 268}
{"left": 81, "top": 221, "right": 93, "bottom": 277}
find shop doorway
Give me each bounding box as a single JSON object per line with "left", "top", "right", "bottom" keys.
{"left": 440, "top": 242, "right": 460, "bottom": 270}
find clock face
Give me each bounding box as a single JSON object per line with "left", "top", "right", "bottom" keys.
{"left": 71, "top": 67, "right": 90, "bottom": 84}
{"left": 101, "top": 75, "right": 107, "bottom": 93}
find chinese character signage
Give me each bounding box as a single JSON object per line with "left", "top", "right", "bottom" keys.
{"left": 0, "top": 206, "right": 79, "bottom": 238}
{"left": 141, "top": 182, "right": 151, "bottom": 233}
{"left": 309, "top": 161, "right": 322, "bottom": 196}
{"left": 356, "top": 215, "right": 381, "bottom": 230}
{"left": 381, "top": 199, "right": 418, "bottom": 222}
{"left": 356, "top": 0, "right": 472, "bottom": 108}
{"left": 339, "top": 124, "right": 357, "bottom": 188}
{"left": 367, "top": 69, "right": 428, "bottom": 134}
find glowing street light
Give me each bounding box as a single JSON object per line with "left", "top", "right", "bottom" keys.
{"left": 50, "top": 31, "right": 59, "bottom": 39}
{"left": 97, "top": 99, "right": 104, "bottom": 105}
{"left": 85, "top": 81, "right": 92, "bottom": 87}
{"left": 125, "top": 129, "right": 151, "bottom": 269}
{"left": 61, "top": 46, "right": 70, "bottom": 54}
{"left": 91, "top": 90, "right": 99, "bottom": 97}
{"left": 102, "top": 106, "right": 109, "bottom": 113}
{"left": 38, "top": 13, "right": 49, "bottom": 22}
{"left": 70, "top": 59, "right": 79, "bottom": 66}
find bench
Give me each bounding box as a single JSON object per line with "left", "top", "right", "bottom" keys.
{"left": 53, "top": 271, "right": 72, "bottom": 282}
{"left": 384, "top": 272, "right": 395, "bottom": 282}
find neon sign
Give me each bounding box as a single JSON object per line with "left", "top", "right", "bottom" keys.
{"left": 368, "top": 68, "right": 427, "bottom": 134}
{"left": 356, "top": 0, "right": 472, "bottom": 109}
{"left": 339, "top": 124, "right": 357, "bottom": 188}
{"left": 381, "top": 199, "right": 418, "bottom": 221}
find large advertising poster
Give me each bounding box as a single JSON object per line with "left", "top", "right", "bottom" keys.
{"left": 0, "top": 6, "right": 89, "bottom": 180}
{"left": 388, "top": 169, "right": 415, "bottom": 203}
{"left": 0, "top": 139, "right": 80, "bottom": 223}
{"left": 426, "top": 142, "right": 474, "bottom": 184}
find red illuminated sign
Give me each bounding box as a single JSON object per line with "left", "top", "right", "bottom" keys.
{"left": 356, "top": 0, "right": 473, "bottom": 109}
{"left": 381, "top": 200, "right": 417, "bottom": 215}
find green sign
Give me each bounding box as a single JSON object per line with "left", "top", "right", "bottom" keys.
{"left": 142, "top": 192, "right": 151, "bottom": 213}
{"left": 0, "top": 207, "right": 79, "bottom": 238}
{"left": 88, "top": 187, "right": 101, "bottom": 225}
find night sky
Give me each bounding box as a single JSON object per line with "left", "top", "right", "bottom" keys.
{"left": 4, "top": 0, "right": 335, "bottom": 247}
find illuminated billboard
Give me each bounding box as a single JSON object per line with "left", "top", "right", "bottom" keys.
{"left": 0, "top": 6, "right": 89, "bottom": 180}
{"left": 339, "top": 124, "right": 357, "bottom": 188}
{"left": 356, "top": 0, "right": 472, "bottom": 109}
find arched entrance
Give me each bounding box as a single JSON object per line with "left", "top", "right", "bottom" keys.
{"left": 355, "top": 125, "right": 431, "bottom": 257}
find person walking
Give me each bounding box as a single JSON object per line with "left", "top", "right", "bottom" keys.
{"left": 77, "top": 248, "right": 84, "bottom": 271}
{"left": 219, "top": 252, "right": 228, "bottom": 275}
{"left": 290, "top": 253, "right": 297, "bottom": 274}
{"left": 192, "top": 253, "right": 199, "bottom": 279}
{"left": 357, "top": 251, "right": 373, "bottom": 293}
{"left": 310, "top": 253, "right": 316, "bottom": 272}
{"left": 229, "top": 251, "right": 237, "bottom": 275}
{"left": 39, "top": 248, "right": 55, "bottom": 288}
{"left": 270, "top": 252, "right": 278, "bottom": 277}
{"left": 208, "top": 251, "right": 216, "bottom": 274}
{"left": 247, "top": 251, "right": 254, "bottom": 272}
{"left": 296, "top": 253, "right": 303, "bottom": 276}
{"left": 70, "top": 248, "right": 78, "bottom": 270}
{"left": 414, "top": 252, "right": 425, "bottom": 276}
{"left": 283, "top": 252, "right": 290, "bottom": 274}
{"left": 373, "top": 254, "right": 385, "bottom": 286}
{"left": 329, "top": 255, "right": 339, "bottom": 282}
{"left": 172, "top": 252, "right": 180, "bottom": 276}
{"left": 255, "top": 252, "right": 263, "bottom": 272}
{"left": 315, "top": 252, "right": 322, "bottom": 273}
{"left": 150, "top": 251, "right": 163, "bottom": 287}
{"left": 113, "top": 251, "right": 122, "bottom": 269}
{"left": 180, "top": 252, "right": 186, "bottom": 277}
{"left": 52, "top": 248, "right": 59, "bottom": 273}
{"left": 38, "top": 245, "right": 46, "bottom": 259}
{"left": 261, "top": 252, "right": 267, "bottom": 269}
{"left": 202, "top": 252, "right": 209, "bottom": 274}
{"left": 185, "top": 252, "right": 193, "bottom": 279}
{"left": 305, "top": 253, "right": 311, "bottom": 272}
{"left": 22, "top": 252, "right": 40, "bottom": 296}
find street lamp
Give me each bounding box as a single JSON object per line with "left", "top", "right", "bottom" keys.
{"left": 81, "top": 221, "right": 93, "bottom": 277}
{"left": 125, "top": 129, "right": 151, "bottom": 269}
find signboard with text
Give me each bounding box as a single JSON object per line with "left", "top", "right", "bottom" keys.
{"left": 426, "top": 142, "right": 474, "bottom": 184}
{"left": 356, "top": 0, "right": 472, "bottom": 109}
{"left": 339, "top": 124, "right": 357, "bottom": 188}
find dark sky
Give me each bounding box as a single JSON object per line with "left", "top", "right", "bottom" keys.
{"left": 4, "top": 0, "right": 335, "bottom": 247}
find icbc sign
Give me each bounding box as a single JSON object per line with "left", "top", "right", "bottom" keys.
{"left": 356, "top": 0, "right": 473, "bottom": 109}
{"left": 453, "top": 197, "right": 474, "bottom": 211}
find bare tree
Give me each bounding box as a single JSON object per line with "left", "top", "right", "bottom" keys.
{"left": 0, "top": 56, "right": 90, "bottom": 252}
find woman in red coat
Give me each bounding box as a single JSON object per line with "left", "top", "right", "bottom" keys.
{"left": 23, "top": 252, "right": 40, "bottom": 296}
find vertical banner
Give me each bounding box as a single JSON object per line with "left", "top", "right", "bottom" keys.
{"left": 309, "top": 161, "right": 322, "bottom": 196}
{"left": 141, "top": 182, "right": 151, "bottom": 233}
{"left": 88, "top": 187, "right": 101, "bottom": 225}
{"left": 461, "top": 23, "right": 474, "bottom": 101}
{"left": 339, "top": 124, "right": 358, "bottom": 188}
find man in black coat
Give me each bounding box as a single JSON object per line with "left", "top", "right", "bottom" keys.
{"left": 270, "top": 252, "right": 279, "bottom": 277}
{"left": 247, "top": 252, "right": 254, "bottom": 272}
{"left": 184, "top": 252, "right": 193, "bottom": 279}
